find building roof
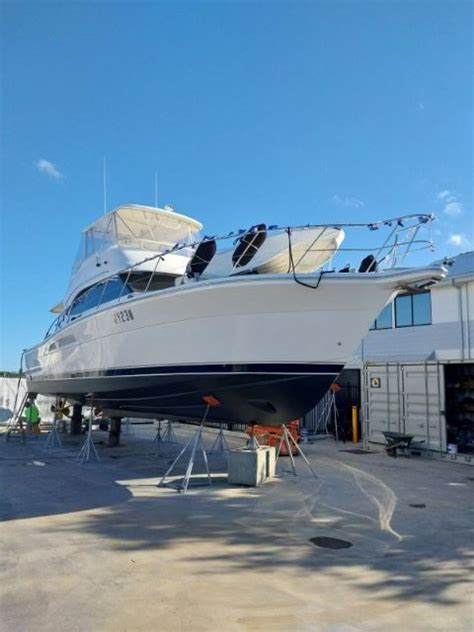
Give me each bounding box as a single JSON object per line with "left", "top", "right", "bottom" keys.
{"left": 433, "top": 251, "right": 474, "bottom": 283}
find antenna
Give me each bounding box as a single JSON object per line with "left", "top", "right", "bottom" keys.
{"left": 154, "top": 171, "right": 158, "bottom": 208}
{"left": 103, "top": 157, "right": 107, "bottom": 215}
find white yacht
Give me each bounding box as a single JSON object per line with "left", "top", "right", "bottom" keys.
{"left": 24, "top": 204, "right": 446, "bottom": 425}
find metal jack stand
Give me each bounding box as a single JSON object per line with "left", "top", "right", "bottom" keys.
{"left": 246, "top": 433, "right": 260, "bottom": 450}
{"left": 158, "top": 406, "right": 212, "bottom": 493}
{"left": 276, "top": 425, "right": 317, "bottom": 478}
{"left": 76, "top": 398, "right": 100, "bottom": 464}
{"left": 153, "top": 419, "right": 171, "bottom": 456}
{"left": 153, "top": 420, "right": 165, "bottom": 454}
{"left": 210, "top": 424, "right": 230, "bottom": 452}
{"left": 122, "top": 417, "right": 133, "bottom": 434}
{"left": 46, "top": 396, "right": 63, "bottom": 449}
{"left": 46, "top": 419, "right": 62, "bottom": 449}
{"left": 313, "top": 389, "right": 339, "bottom": 441}
{"left": 162, "top": 420, "right": 178, "bottom": 443}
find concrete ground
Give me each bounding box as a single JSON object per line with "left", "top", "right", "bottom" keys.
{"left": 0, "top": 423, "right": 473, "bottom": 632}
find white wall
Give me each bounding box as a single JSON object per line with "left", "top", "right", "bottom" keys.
{"left": 348, "top": 277, "right": 474, "bottom": 365}
{"left": 432, "top": 284, "right": 459, "bottom": 323}
{"left": 0, "top": 377, "right": 54, "bottom": 423}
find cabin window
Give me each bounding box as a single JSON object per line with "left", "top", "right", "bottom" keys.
{"left": 69, "top": 276, "right": 130, "bottom": 318}
{"left": 125, "top": 272, "right": 177, "bottom": 292}
{"left": 98, "top": 276, "right": 130, "bottom": 305}
{"left": 395, "top": 291, "right": 431, "bottom": 327}
{"left": 69, "top": 292, "right": 88, "bottom": 318}
{"left": 80, "top": 284, "right": 107, "bottom": 312}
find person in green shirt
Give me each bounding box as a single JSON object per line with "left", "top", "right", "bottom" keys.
{"left": 22, "top": 399, "right": 41, "bottom": 435}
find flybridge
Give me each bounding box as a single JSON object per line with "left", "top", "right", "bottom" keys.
{"left": 72, "top": 204, "right": 203, "bottom": 272}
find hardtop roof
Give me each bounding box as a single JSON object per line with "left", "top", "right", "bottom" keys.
{"left": 82, "top": 204, "right": 203, "bottom": 235}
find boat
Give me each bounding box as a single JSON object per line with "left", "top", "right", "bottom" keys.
{"left": 23, "top": 204, "right": 446, "bottom": 425}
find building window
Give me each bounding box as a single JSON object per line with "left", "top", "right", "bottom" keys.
{"left": 413, "top": 291, "right": 431, "bottom": 325}
{"left": 371, "top": 303, "right": 393, "bottom": 330}
{"left": 395, "top": 291, "right": 431, "bottom": 327}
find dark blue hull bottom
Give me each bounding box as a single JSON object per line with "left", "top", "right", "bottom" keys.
{"left": 28, "top": 363, "right": 344, "bottom": 426}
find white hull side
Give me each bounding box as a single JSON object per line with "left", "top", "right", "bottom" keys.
{"left": 25, "top": 267, "right": 443, "bottom": 382}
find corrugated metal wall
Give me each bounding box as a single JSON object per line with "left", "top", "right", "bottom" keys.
{"left": 362, "top": 362, "right": 446, "bottom": 452}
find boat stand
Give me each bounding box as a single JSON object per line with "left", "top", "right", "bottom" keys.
{"left": 46, "top": 396, "right": 63, "bottom": 449}
{"left": 313, "top": 390, "right": 339, "bottom": 441}
{"left": 209, "top": 424, "right": 230, "bottom": 452}
{"left": 76, "top": 399, "right": 100, "bottom": 464}
{"left": 153, "top": 420, "right": 163, "bottom": 454}
{"left": 158, "top": 407, "right": 212, "bottom": 493}
{"left": 122, "top": 417, "right": 133, "bottom": 434}
{"left": 162, "top": 420, "right": 178, "bottom": 443}
{"left": 246, "top": 433, "right": 260, "bottom": 450}
{"left": 276, "top": 424, "right": 317, "bottom": 478}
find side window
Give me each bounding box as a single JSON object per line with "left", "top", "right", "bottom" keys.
{"left": 69, "top": 284, "right": 104, "bottom": 318}
{"left": 70, "top": 292, "right": 87, "bottom": 318}
{"left": 98, "top": 276, "right": 128, "bottom": 305}
{"left": 80, "top": 284, "right": 106, "bottom": 312}
{"left": 68, "top": 277, "right": 130, "bottom": 321}
{"left": 395, "top": 291, "right": 431, "bottom": 327}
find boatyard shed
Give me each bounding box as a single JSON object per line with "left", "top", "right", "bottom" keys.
{"left": 344, "top": 251, "right": 474, "bottom": 461}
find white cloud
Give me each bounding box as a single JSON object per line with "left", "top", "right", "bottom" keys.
{"left": 35, "top": 159, "right": 63, "bottom": 179}
{"left": 331, "top": 194, "right": 364, "bottom": 209}
{"left": 443, "top": 201, "right": 463, "bottom": 216}
{"left": 447, "top": 233, "right": 471, "bottom": 248}
{"left": 437, "top": 189, "right": 463, "bottom": 216}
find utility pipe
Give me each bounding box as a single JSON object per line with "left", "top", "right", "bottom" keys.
{"left": 451, "top": 279, "right": 466, "bottom": 360}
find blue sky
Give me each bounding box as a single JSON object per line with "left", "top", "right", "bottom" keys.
{"left": 1, "top": 1, "right": 472, "bottom": 369}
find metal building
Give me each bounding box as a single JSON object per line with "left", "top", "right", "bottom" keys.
{"left": 345, "top": 251, "right": 474, "bottom": 462}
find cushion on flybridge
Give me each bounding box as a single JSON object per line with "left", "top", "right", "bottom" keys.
{"left": 358, "top": 254, "right": 378, "bottom": 273}
{"left": 232, "top": 224, "right": 267, "bottom": 268}
{"left": 187, "top": 239, "right": 217, "bottom": 277}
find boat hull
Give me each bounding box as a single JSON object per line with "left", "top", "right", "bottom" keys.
{"left": 28, "top": 363, "right": 343, "bottom": 425}
{"left": 25, "top": 266, "right": 446, "bottom": 424}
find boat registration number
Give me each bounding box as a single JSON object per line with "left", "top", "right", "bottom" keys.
{"left": 113, "top": 309, "right": 135, "bottom": 324}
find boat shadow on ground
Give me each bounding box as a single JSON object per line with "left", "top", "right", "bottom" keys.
{"left": 51, "top": 483, "right": 473, "bottom": 608}
{"left": 1, "top": 433, "right": 473, "bottom": 608}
